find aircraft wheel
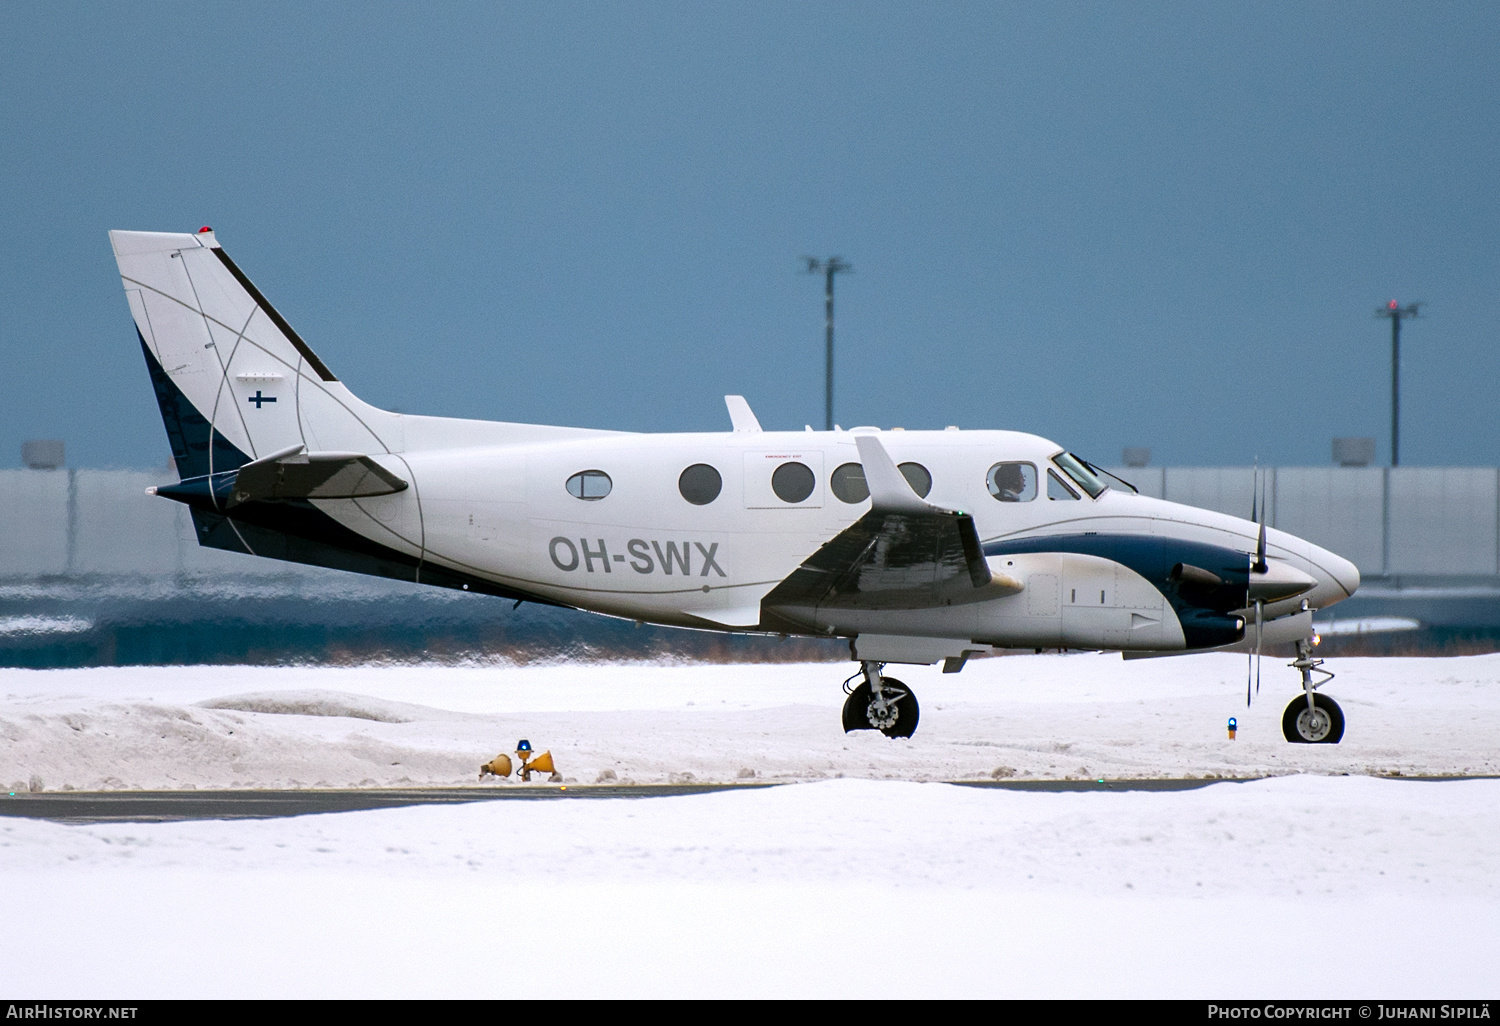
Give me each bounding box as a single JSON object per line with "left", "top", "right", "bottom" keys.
{"left": 842, "top": 678, "right": 920, "bottom": 738}
{"left": 841, "top": 682, "right": 876, "bottom": 732}
{"left": 1282, "top": 693, "right": 1344, "bottom": 744}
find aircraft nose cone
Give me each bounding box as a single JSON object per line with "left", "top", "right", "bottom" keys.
{"left": 1320, "top": 548, "right": 1361, "bottom": 599}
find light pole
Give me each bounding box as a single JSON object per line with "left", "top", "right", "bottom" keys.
{"left": 1376, "top": 300, "right": 1420, "bottom": 466}
{"left": 803, "top": 256, "right": 851, "bottom": 431}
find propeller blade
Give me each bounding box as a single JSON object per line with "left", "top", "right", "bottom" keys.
{"left": 1249, "top": 466, "right": 1268, "bottom": 574}
{"left": 1242, "top": 469, "right": 1269, "bottom": 710}
{"left": 1255, "top": 599, "right": 1264, "bottom": 697}
{"left": 1246, "top": 636, "right": 1253, "bottom": 708}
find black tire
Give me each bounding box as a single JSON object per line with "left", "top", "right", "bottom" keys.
{"left": 1282, "top": 692, "right": 1344, "bottom": 744}
{"left": 841, "top": 678, "right": 920, "bottom": 738}
{"left": 842, "top": 682, "right": 877, "bottom": 732}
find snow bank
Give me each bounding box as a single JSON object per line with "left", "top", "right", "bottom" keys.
{"left": 199, "top": 689, "right": 431, "bottom": 723}
{"left": 4, "top": 652, "right": 1498, "bottom": 997}
{"left": 3, "top": 653, "right": 1498, "bottom": 789}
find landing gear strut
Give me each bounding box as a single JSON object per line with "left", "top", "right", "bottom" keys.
{"left": 842, "top": 661, "right": 920, "bottom": 738}
{"left": 1282, "top": 637, "right": 1344, "bottom": 744}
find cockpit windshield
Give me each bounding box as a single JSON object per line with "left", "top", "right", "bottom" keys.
{"left": 1052, "top": 452, "right": 1107, "bottom": 499}
{"left": 1080, "top": 459, "right": 1139, "bottom": 495}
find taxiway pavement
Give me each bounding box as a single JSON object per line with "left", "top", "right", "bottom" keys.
{"left": 0, "top": 777, "right": 1255, "bottom": 822}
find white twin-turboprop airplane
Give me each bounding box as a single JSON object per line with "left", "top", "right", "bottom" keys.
{"left": 111, "top": 227, "right": 1361, "bottom": 743}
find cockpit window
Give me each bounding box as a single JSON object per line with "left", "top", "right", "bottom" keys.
{"left": 1047, "top": 468, "right": 1080, "bottom": 501}
{"left": 986, "top": 462, "right": 1037, "bottom": 502}
{"left": 1052, "top": 452, "right": 1106, "bottom": 498}
{"left": 1082, "top": 460, "right": 1138, "bottom": 495}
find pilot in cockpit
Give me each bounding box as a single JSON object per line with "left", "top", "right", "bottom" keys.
{"left": 988, "top": 462, "right": 1036, "bottom": 502}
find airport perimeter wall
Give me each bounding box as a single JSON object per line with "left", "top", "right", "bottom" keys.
{"left": 0, "top": 469, "right": 320, "bottom": 579}
{"left": 2, "top": 467, "right": 1498, "bottom": 664}
{"left": 1099, "top": 465, "right": 1500, "bottom": 580}
{"left": 3, "top": 466, "right": 1496, "bottom": 582}
{"left": 0, "top": 468, "right": 851, "bottom": 666}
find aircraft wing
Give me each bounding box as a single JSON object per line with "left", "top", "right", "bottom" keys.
{"left": 761, "top": 436, "right": 1018, "bottom": 625}
{"left": 229, "top": 444, "right": 408, "bottom": 506}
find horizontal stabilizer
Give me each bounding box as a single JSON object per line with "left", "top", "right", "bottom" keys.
{"left": 229, "top": 445, "right": 407, "bottom": 506}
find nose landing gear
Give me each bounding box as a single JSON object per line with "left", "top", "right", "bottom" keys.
{"left": 1282, "top": 637, "right": 1344, "bottom": 743}
{"left": 842, "top": 661, "right": 920, "bottom": 738}
{"left": 1283, "top": 692, "right": 1344, "bottom": 743}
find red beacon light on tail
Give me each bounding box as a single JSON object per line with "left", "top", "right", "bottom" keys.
{"left": 198, "top": 226, "right": 213, "bottom": 234}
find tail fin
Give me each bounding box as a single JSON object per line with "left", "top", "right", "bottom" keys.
{"left": 111, "top": 229, "right": 400, "bottom": 478}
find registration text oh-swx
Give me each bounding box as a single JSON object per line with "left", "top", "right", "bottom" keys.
{"left": 549, "top": 537, "right": 726, "bottom": 577}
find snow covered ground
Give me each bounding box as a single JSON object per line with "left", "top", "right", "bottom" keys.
{"left": 2, "top": 653, "right": 1498, "bottom": 997}
{"left": 3, "top": 651, "right": 1499, "bottom": 789}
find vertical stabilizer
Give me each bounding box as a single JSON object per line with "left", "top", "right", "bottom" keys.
{"left": 138, "top": 328, "right": 251, "bottom": 479}
{"left": 111, "top": 229, "right": 401, "bottom": 477}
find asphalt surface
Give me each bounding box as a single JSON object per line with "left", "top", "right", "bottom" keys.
{"left": 0, "top": 783, "right": 771, "bottom": 823}
{"left": 3, "top": 776, "right": 1486, "bottom": 823}
{"left": 3, "top": 778, "right": 1232, "bottom": 822}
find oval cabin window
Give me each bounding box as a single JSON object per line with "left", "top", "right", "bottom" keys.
{"left": 565, "top": 470, "right": 612, "bottom": 500}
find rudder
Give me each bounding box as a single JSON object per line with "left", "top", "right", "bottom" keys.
{"left": 138, "top": 328, "right": 250, "bottom": 479}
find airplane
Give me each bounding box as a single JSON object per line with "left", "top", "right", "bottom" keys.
{"left": 110, "top": 227, "right": 1361, "bottom": 744}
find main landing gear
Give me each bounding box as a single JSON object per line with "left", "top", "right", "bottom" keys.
{"left": 842, "top": 661, "right": 920, "bottom": 738}
{"left": 1282, "top": 637, "right": 1344, "bottom": 744}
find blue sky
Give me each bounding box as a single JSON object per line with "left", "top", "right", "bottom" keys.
{"left": 3, "top": 2, "right": 1497, "bottom": 468}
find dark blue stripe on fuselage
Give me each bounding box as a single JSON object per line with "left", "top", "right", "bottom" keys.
{"left": 983, "top": 533, "right": 1250, "bottom": 649}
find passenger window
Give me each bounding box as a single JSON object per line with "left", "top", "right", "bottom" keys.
{"left": 986, "top": 462, "right": 1037, "bottom": 502}
{"left": 678, "top": 464, "right": 722, "bottom": 505}
{"left": 566, "top": 470, "right": 612, "bottom": 500}
{"left": 830, "top": 462, "right": 869, "bottom": 504}
{"left": 1047, "top": 468, "right": 1079, "bottom": 501}
{"left": 771, "top": 461, "right": 816, "bottom": 503}
{"left": 898, "top": 462, "right": 932, "bottom": 498}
